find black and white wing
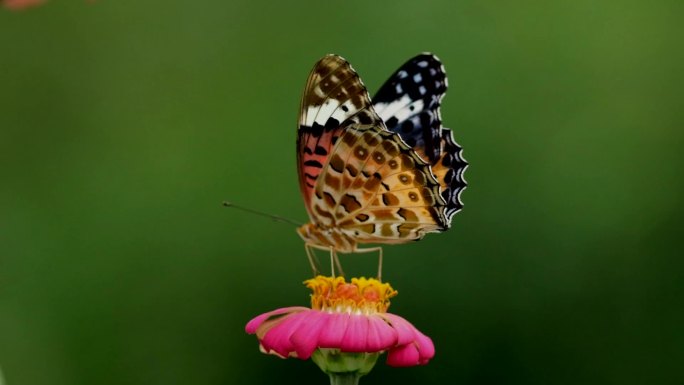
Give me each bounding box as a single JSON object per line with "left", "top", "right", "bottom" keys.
{"left": 373, "top": 53, "right": 468, "bottom": 222}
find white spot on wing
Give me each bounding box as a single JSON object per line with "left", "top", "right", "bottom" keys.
{"left": 374, "top": 94, "right": 424, "bottom": 123}
{"left": 330, "top": 100, "right": 356, "bottom": 124}
{"left": 309, "top": 99, "right": 340, "bottom": 126}
{"left": 305, "top": 100, "right": 357, "bottom": 127}
{"left": 314, "top": 86, "right": 327, "bottom": 99}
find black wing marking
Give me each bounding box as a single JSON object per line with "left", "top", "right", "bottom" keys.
{"left": 373, "top": 53, "right": 468, "bottom": 223}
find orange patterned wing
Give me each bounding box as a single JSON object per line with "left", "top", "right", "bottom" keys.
{"left": 316, "top": 126, "right": 449, "bottom": 244}
{"left": 297, "top": 55, "right": 380, "bottom": 220}
{"left": 298, "top": 55, "right": 450, "bottom": 245}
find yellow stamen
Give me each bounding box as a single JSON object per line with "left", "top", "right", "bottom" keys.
{"left": 305, "top": 275, "right": 398, "bottom": 314}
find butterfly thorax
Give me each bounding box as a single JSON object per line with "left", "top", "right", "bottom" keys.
{"left": 297, "top": 222, "right": 357, "bottom": 253}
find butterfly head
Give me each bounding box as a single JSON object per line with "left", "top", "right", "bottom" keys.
{"left": 297, "top": 223, "right": 357, "bottom": 253}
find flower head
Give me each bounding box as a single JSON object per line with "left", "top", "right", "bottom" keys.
{"left": 245, "top": 276, "right": 435, "bottom": 374}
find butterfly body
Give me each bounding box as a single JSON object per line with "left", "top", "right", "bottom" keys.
{"left": 297, "top": 223, "right": 356, "bottom": 253}
{"left": 296, "top": 54, "right": 467, "bottom": 257}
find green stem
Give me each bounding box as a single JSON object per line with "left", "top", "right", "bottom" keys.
{"left": 329, "top": 372, "right": 361, "bottom": 385}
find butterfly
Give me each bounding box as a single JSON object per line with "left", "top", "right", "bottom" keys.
{"left": 296, "top": 54, "right": 467, "bottom": 277}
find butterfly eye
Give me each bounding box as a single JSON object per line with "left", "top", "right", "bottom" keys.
{"left": 408, "top": 192, "right": 419, "bottom": 202}
{"left": 388, "top": 160, "right": 398, "bottom": 169}
{"left": 372, "top": 152, "right": 385, "bottom": 163}
{"left": 399, "top": 174, "right": 411, "bottom": 185}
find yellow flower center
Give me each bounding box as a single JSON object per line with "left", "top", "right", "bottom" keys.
{"left": 305, "top": 275, "right": 398, "bottom": 314}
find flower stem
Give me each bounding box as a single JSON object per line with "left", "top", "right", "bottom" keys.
{"left": 329, "top": 372, "right": 361, "bottom": 385}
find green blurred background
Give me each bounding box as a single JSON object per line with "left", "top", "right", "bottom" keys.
{"left": 1, "top": 1, "right": 682, "bottom": 384}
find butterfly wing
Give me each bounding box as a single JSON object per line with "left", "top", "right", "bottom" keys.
{"left": 326, "top": 127, "right": 449, "bottom": 243}
{"left": 373, "top": 53, "right": 468, "bottom": 222}
{"left": 297, "top": 55, "right": 383, "bottom": 220}
{"left": 298, "top": 55, "right": 450, "bottom": 244}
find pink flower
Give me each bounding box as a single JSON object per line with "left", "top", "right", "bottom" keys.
{"left": 245, "top": 276, "right": 435, "bottom": 374}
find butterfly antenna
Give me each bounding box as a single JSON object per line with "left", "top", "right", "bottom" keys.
{"left": 222, "top": 201, "right": 303, "bottom": 227}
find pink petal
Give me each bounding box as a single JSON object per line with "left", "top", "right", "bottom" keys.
{"left": 340, "top": 314, "right": 370, "bottom": 352}
{"left": 245, "top": 306, "right": 308, "bottom": 334}
{"left": 366, "top": 315, "right": 398, "bottom": 351}
{"left": 381, "top": 313, "right": 416, "bottom": 345}
{"left": 318, "top": 312, "right": 350, "bottom": 348}
{"left": 382, "top": 313, "right": 435, "bottom": 366}
{"left": 260, "top": 311, "right": 310, "bottom": 357}
{"left": 289, "top": 311, "right": 330, "bottom": 359}
{"left": 413, "top": 330, "right": 435, "bottom": 363}
{"left": 386, "top": 343, "right": 421, "bottom": 367}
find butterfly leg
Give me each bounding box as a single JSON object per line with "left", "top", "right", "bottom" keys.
{"left": 304, "top": 243, "right": 322, "bottom": 276}
{"left": 305, "top": 244, "right": 344, "bottom": 277}
{"left": 331, "top": 247, "right": 345, "bottom": 278}
{"left": 353, "top": 247, "right": 384, "bottom": 281}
